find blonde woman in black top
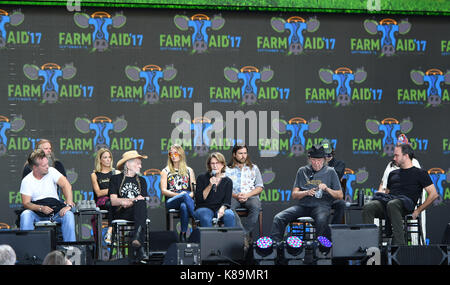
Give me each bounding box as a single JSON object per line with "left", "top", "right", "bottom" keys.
{"left": 90, "top": 148, "right": 118, "bottom": 244}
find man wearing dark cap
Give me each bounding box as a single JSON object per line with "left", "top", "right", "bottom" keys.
{"left": 270, "top": 145, "right": 343, "bottom": 242}
{"left": 321, "top": 139, "right": 346, "bottom": 224}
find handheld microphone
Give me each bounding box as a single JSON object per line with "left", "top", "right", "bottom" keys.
{"left": 211, "top": 170, "right": 217, "bottom": 192}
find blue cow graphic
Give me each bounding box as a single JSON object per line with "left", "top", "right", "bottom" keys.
{"left": 125, "top": 64, "right": 177, "bottom": 104}
{"left": 428, "top": 168, "right": 450, "bottom": 205}
{"left": 0, "top": 9, "right": 24, "bottom": 48}
{"left": 363, "top": 18, "right": 411, "bottom": 56}
{"left": 410, "top": 69, "right": 450, "bottom": 107}
{"left": 73, "top": 11, "right": 126, "bottom": 52}
{"left": 74, "top": 116, "right": 127, "bottom": 151}
{"left": 270, "top": 16, "right": 320, "bottom": 55}
{"left": 319, "top": 67, "right": 367, "bottom": 106}
{"left": 143, "top": 169, "right": 162, "bottom": 208}
{"left": 224, "top": 66, "right": 274, "bottom": 105}
{"left": 342, "top": 168, "right": 369, "bottom": 202}
{"left": 174, "top": 14, "right": 225, "bottom": 53}
{"left": 273, "top": 117, "right": 321, "bottom": 156}
{"left": 366, "top": 117, "right": 413, "bottom": 156}
{"left": 0, "top": 115, "right": 25, "bottom": 155}
{"left": 23, "top": 63, "right": 77, "bottom": 103}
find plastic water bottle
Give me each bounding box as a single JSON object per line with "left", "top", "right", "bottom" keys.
{"left": 315, "top": 189, "right": 323, "bottom": 199}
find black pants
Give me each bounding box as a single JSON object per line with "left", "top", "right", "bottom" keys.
{"left": 115, "top": 200, "right": 147, "bottom": 244}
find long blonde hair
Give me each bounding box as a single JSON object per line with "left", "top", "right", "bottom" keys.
{"left": 94, "top": 148, "right": 114, "bottom": 173}
{"left": 166, "top": 144, "right": 189, "bottom": 177}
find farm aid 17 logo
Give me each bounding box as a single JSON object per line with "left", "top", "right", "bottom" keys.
{"left": 58, "top": 115, "right": 144, "bottom": 155}
{"left": 8, "top": 62, "right": 94, "bottom": 103}
{"left": 59, "top": 11, "right": 143, "bottom": 51}
{"left": 0, "top": 9, "right": 43, "bottom": 48}
{"left": 0, "top": 115, "right": 25, "bottom": 156}
{"left": 160, "top": 13, "right": 241, "bottom": 53}
{"left": 305, "top": 66, "right": 383, "bottom": 106}
{"left": 256, "top": 16, "right": 337, "bottom": 55}
{"left": 353, "top": 117, "right": 429, "bottom": 156}
{"left": 397, "top": 68, "right": 450, "bottom": 107}
{"left": 110, "top": 64, "right": 194, "bottom": 105}
{"left": 350, "top": 18, "right": 426, "bottom": 56}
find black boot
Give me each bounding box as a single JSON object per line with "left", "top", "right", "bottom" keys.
{"left": 131, "top": 226, "right": 148, "bottom": 264}
{"left": 179, "top": 232, "right": 187, "bottom": 242}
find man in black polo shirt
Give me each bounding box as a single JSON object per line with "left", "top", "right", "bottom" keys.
{"left": 362, "top": 144, "right": 438, "bottom": 245}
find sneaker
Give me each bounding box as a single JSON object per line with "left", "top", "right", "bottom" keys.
{"left": 104, "top": 232, "right": 112, "bottom": 245}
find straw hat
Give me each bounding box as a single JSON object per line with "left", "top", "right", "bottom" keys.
{"left": 116, "top": 150, "right": 148, "bottom": 171}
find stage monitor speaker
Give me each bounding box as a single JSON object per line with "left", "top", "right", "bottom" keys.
{"left": 388, "top": 245, "right": 449, "bottom": 265}
{"left": 57, "top": 241, "right": 95, "bottom": 265}
{"left": 198, "top": 227, "right": 244, "bottom": 264}
{"left": 330, "top": 224, "right": 379, "bottom": 259}
{"left": 163, "top": 243, "right": 201, "bottom": 265}
{"left": 442, "top": 223, "right": 450, "bottom": 245}
{"left": 0, "top": 230, "right": 55, "bottom": 264}
{"left": 149, "top": 231, "right": 178, "bottom": 252}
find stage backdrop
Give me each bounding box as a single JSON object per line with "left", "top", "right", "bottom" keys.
{"left": 0, "top": 5, "right": 448, "bottom": 244}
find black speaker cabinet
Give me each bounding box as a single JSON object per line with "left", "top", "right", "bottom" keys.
{"left": 163, "top": 243, "right": 201, "bottom": 265}
{"left": 330, "top": 224, "right": 379, "bottom": 259}
{"left": 198, "top": 227, "right": 244, "bottom": 263}
{"left": 57, "top": 241, "right": 95, "bottom": 265}
{"left": 388, "top": 245, "right": 449, "bottom": 265}
{"left": 0, "top": 230, "right": 55, "bottom": 264}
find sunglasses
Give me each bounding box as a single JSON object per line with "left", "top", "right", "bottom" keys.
{"left": 169, "top": 152, "right": 180, "bottom": 158}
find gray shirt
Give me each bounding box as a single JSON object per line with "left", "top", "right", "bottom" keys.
{"left": 293, "top": 165, "right": 341, "bottom": 207}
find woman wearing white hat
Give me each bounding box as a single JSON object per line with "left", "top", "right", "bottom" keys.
{"left": 109, "top": 150, "right": 148, "bottom": 263}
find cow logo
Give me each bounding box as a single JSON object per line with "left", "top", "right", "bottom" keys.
{"left": 114, "top": 64, "right": 181, "bottom": 104}
{"left": 351, "top": 18, "right": 426, "bottom": 56}
{"left": 222, "top": 66, "right": 276, "bottom": 105}
{"left": 0, "top": 9, "right": 42, "bottom": 48}
{"left": 59, "top": 11, "right": 142, "bottom": 51}
{"left": 142, "top": 169, "right": 162, "bottom": 208}
{"left": 268, "top": 117, "right": 325, "bottom": 157}
{"left": 428, "top": 168, "right": 450, "bottom": 204}
{"left": 257, "top": 16, "right": 335, "bottom": 55}
{"left": 161, "top": 14, "right": 240, "bottom": 53}
{"left": 407, "top": 68, "right": 450, "bottom": 107}
{"left": 0, "top": 115, "right": 25, "bottom": 156}
{"left": 342, "top": 168, "right": 369, "bottom": 202}
{"left": 20, "top": 63, "right": 79, "bottom": 103}
{"left": 352, "top": 117, "right": 413, "bottom": 156}
{"left": 73, "top": 115, "right": 127, "bottom": 153}
{"left": 0, "top": 9, "right": 24, "bottom": 47}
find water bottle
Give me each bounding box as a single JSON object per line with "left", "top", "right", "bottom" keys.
{"left": 315, "top": 188, "right": 323, "bottom": 199}
{"left": 358, "top": 190, "right": 365, "bottom": 207}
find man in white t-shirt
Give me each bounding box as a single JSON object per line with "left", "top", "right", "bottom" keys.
{"left": 20, "top": 149, "right": 75, "bottom": 242}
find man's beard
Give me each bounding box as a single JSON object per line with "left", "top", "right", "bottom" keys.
{"left": 46, "top": 153, "right": 55, "bottom": 167}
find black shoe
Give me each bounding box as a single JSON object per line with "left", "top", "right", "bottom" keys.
{"left": 179, "top": 232, "right": 187, "bottom": 242}
{"left": 131, "top": 241, "right": 148, "bottom": 264}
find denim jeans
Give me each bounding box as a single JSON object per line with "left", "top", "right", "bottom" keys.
{"left": 20, "top": 209, "right": 76, "bottom": 242}
{"left": 270, "top": 204, "right": 332, "bottom": 242}
{"left": 193, "top": 207, "right": 236, "bottom": 227}
{"left": 231, "top": 196, "right": 261, "bottom": 235}
{"left": 166, "top": 192, "right": 195, "bottom": 233}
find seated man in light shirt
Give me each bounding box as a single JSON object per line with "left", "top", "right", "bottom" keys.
{"left": 225, "top": 144, "right": 264, "bottom": 240}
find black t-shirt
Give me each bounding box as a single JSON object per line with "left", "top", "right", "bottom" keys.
{"left": 387, "top": 166, "right": 433, "bottom": 205}
{"left": 93, "top": 171, "right": 114, "bottom": 202}
{"left": 109, "top": 173, "right": 148, "bottom": 218}
{"left": 195, "top": 172, "right": 233, "bottom": 212}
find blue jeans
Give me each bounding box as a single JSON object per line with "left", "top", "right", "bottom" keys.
{"left": 270, "top": 204, "right": 331, "bottom": 242}
{"left": 20, "top": 209, "right": 76, "bottom": 242}
{"left": 166, "top": 192, "right": 195, "bottom": 233}
{"left": 194, "top": 207, "right": 236, "bottom": 227}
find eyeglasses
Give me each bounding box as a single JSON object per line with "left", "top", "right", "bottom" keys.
{"left": 169, "top": 152, "right": 180, "bottom": 158}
